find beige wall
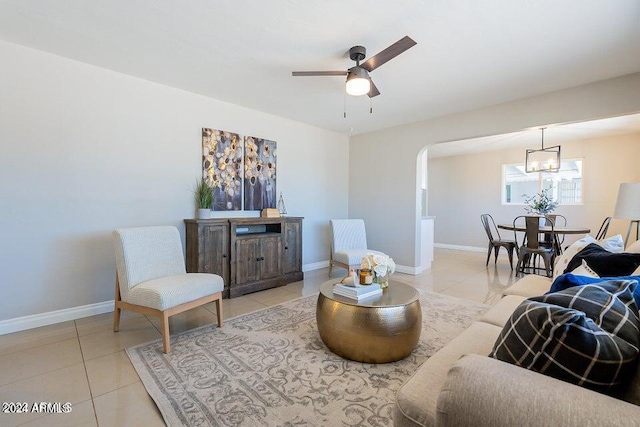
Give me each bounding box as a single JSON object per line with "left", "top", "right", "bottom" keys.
{"left": 0, "top": 39, "right": 349, "bottom": 323}
{"left": 350, "top": 72, "right": 640, "bottom": 269}
{"left": 428, "top": 133, "right": 640, "bottom": 249}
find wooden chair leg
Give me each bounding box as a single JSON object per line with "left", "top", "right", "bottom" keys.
{"left": 161, "top": 313, "right": 171, "bottom": 353}
{"left": 113, "top": 275, "right": 122, "bottom": 332}
{"left": 215, "top": 297, "right": 224, "bottom": 327}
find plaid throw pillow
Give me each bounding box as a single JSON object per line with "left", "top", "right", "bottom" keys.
{"left": 490, "top": 280, "right": 640, "bottom": 394}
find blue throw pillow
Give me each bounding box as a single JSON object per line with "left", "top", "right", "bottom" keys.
{"left": 549, "top": 273, "right": 640, "bottom": 311}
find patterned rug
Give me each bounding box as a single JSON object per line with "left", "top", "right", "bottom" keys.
{"left": 127, "top": 291, "right": 489, "bottom": 427}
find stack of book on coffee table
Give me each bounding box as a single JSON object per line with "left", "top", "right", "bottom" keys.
{"left": 333, "top": 283, "right": 382, "bottom": 301}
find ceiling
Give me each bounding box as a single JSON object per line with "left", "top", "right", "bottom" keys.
{"left": 0, "top": 1, "right": 639, "bottom": 135}
{"left": 428, "top": 112, "right": 640, "bottom": 158}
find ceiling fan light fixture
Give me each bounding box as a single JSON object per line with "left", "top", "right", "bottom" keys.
{"left": 345, "top": 67, "right": 371, "bottom": 96}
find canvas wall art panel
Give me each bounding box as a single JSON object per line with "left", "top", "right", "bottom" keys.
{"left": 244, "top": 136, "right": 277, "bottom": 210}
{"left": 202, "top": 128, "right": 243, "bottom": 211}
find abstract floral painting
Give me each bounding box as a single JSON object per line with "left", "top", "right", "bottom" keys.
{"left": 202, "top": 128, "right": 243, "bottom": 211}
{"left": 244, "top": 136, "right": 277, "bottom": 210}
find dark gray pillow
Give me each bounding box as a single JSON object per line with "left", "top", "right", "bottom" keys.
{"left": 491, "top": 280, "right": 640, "bottom": 394}
{"left": 565, "top": 243, "right": 640, "bottom": 276}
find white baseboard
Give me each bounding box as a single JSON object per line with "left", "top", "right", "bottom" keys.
{"left": 434, "top": 243, "right": 486, "bottom": 253}
{"left": 395, "top": 264, "right": 426, "bottom": 275}
{"left": 2, "top": 259, "right": 432, "bottom": 335}
{"left": 302, "top": 260, "right": 329, "bottom": 272}
{"left": 0, "top": 300, "right": 115, "bottom": 336}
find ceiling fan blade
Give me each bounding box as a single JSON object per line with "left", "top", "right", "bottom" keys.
{"left": 360, "top": 36, "right": 417, "bottom": 72}
{"left": 368, "top": 79, "right": 380, "bottom": 98}
{"left": 292, "top": 71, "right": 347, "bottom": 76}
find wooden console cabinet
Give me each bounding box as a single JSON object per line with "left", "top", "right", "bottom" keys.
{"left": 185, "top": 217, "right": 303, "bottom": 298}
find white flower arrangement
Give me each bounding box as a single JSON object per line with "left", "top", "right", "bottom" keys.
{"left": 361, "top": 253, "right": 396, "bottom": 278}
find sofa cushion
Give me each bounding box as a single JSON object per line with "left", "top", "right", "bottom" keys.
{"left": 626, "top": 239, "right": 640, "bottom": 254}
{"left": 394, "top": 321, "right": 503, "bottom": 427}
{"left": 565, "top": 243, "right": 640, "bottom": 277}
{"left": 502, "top": 274, "right": 552, "bottom": 298}
{"left": 491, "top": 281, "right": 640, "bottom": 395}
{"left": 479, "top": 295, "right": 526, "bottom": 327}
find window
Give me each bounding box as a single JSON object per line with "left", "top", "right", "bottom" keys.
{"left": 502, "top": 159, "right": 582, "bottom": 205}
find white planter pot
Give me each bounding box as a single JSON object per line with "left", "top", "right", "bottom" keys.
{"left": 197, "top": 208, "right": 211, "bottom": 219}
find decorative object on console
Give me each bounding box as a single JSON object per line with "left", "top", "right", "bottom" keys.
{"left": 523, "top": 188, "right": 558, "bottom": 216}
{"left": 525, "top": 127, "right": 561, "bottom": 173}
{"left": 244, "top": 136, "right": 277, "bottom": 211}
{"left": 261, "top": 208, "right": 280, "bottom": 218}
{"left": 193, "top": 178, "right": 212, "bottom": 219}
{"left": 361, "top": 252, "right": 395, "bottom": 289}
{"left": 277, "top": 191, "right": 287, "bottom": 215}
{"left": 202, "top": 128, "right": 242, "bottom": 211}
{"left": 614, "top": 182, "right": 640, "bottom": 247}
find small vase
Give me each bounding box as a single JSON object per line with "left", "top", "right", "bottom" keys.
{"left": 373, "top": 271, "right": 390, "bottom": 289}
{"left": 197, "top": 208, "right": 211, "bottom": 219}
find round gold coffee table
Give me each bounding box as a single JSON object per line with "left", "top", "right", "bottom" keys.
{"left": 316, "top": 279, "right": 422, "bottom": 364}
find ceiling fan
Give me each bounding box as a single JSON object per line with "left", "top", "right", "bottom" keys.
{"left": 292, "top": 36, "right": 417, "bottom": 98}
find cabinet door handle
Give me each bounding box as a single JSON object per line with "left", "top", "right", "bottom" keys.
{"left": 223, "top": 254, "right": 228, "bottom": 258}
{"left": 256, "top": 257, "right": 261, "bottom": 261}
{"left": 261, "top": 256, "right": 265, "bottom": 261}
{"left": 285, "top": 246, "right": 289, "bottom": 250}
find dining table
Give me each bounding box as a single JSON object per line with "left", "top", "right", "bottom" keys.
{"left": 498, "top": 223, "right": 591, "bottom": 256}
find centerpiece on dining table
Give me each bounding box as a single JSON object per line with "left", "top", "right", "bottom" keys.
{"left": 360, "top": 253, "right": 396, "bottom": 289}
{"left": 523, "top": 188, "right": 559, "bottom": 216}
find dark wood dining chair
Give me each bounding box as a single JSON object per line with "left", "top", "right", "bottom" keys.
{"left": 513, "top": 215, "right": 556, "bottom": 278}
{"left": 480, "top": 214, "right": 516, "bottom": 269}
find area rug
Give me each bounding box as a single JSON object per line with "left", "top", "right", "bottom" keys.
{"left": 127, "top": 291, "right": 489, "bottom": 427}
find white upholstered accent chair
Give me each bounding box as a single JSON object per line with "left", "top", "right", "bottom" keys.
{"left": 329, "top": 219, "right": 385, "bottom": 276}
{"left": 112, "top": 226, "right": 224, "bottom": 353}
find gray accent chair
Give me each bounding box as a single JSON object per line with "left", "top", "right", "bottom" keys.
{"left": 112, "top": 226, "right": 224, "bottom": 353}
{"left": 329, "top": 219, "right": 385, "bottom": 276}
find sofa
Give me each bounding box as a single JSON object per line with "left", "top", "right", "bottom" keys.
{"left": 393, "top": 273, "right": 640, "bottom": 427}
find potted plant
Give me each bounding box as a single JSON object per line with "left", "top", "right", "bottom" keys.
{"left": 194, "top": 178, "right": 213, "bottom": 219}
{"left": 523, "top": 188, "right": 559, "bottom": 216}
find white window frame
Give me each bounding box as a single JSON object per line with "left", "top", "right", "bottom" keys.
{"left": 501, "top": 158, "right": 583, "bottom": 206}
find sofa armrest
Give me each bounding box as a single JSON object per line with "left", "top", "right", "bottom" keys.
{"left": 437, "top": 354, "right": 640, "bottom": 427}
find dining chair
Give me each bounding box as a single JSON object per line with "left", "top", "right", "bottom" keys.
{"left": 480, "top": 214, "right": 516, "bottom": 269}
{"left": 595, "top": 216, "right": 612, "bottom": 240}
{"left": 329, "top": 219, "right": 385, "bottom": 276}
{"left": 543, "top": 214, "right": 567, "bottom": 251}
{"left": 513, "top": 215, "right": 556, "bottom": 278}
{"left": 112, "top": 226, "right": 224, "bottom": 353}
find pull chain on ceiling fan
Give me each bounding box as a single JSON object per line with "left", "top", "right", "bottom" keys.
{"left": 292, "top": 36, "right": 417, "bottom": 99}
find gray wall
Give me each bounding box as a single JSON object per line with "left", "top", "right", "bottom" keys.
{"left": 428, "top": 133, "right": 640, "bottom": 248}
{"left": 0, "top": 40, "right": 349, "bottom": 321}
{"left": 350, "top": 72, "right": 640, "bottom": 269}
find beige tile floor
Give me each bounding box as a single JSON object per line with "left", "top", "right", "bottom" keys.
{"left": 0, "top": 248, "right": 517, "bottom": 426}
